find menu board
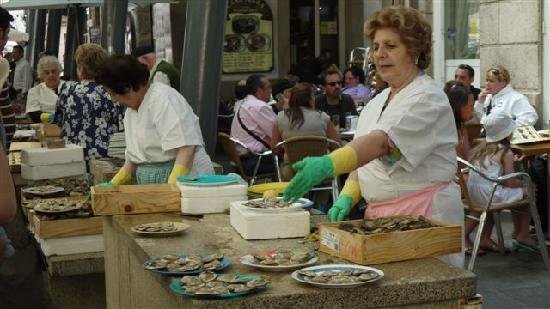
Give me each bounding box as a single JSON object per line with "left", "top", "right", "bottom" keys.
{"left": 223, "top": 0, "right": 273, "bottom": 73}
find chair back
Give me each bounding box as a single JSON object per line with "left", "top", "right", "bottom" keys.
{"left": 217, "top": 132, "right": 247, "bottom": 177}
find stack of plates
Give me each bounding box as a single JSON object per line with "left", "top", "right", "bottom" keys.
{"left": 108, "top": 133, "right": 126, "bottom": 159}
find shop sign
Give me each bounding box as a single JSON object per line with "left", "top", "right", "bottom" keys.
{"left": 223, "top": 0, "right": 273, "bottom": 73}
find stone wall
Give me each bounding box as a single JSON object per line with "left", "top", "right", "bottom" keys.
{"left": 479, "top": 0, "right": 542, "bottom": 125}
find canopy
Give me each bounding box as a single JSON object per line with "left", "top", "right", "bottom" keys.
{"left": 0, "top": 0, "right": 177, "bottom": 10}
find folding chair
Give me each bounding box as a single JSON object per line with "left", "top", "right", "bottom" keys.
{"left": 456, "top": 157, "right": 550, "bottom": 271}
{"left": 273, "top": 136, "right": 340, "bottom": 202}
{"left": 217, "top": 132, "right": 277, "bottom": 185}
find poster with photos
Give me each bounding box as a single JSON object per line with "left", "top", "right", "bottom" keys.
{"left": 223, "top": 0, "right": 273, "bottom": 73}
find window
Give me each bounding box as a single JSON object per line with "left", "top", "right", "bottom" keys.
{"left": 444, "top": 0, "right": 479, "bottom": 59}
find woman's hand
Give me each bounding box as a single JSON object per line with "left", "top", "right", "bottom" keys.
{"left": 478, "top": 88, "right": 491, "bottom": 104}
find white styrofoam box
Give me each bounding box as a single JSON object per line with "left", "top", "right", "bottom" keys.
{"left": 181, "top": 194, "right": 246, "bottom": 215}
{"left": 178, "top": 183, "right": 248, "bottom": 198}
{"left": 21, "top": 161, "right": 86, "bottom": 180}
{"left": 21, "top": 143, "right": 84, "bottom": 166}
{"left": 229, "top": 202, "right": 310, "bottom": 240}
{"left": 36, "top": 234, "right": 104, "bottom": 256}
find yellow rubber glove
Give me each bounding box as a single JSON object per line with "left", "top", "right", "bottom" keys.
{"left": 283, "top": 145, "right": 359, "bottom": 202}
{"left": 327, "top": 180, "right": 361, "bottom": 222}
{"left": 40, "top": 112, "right": 53, "bottom": 123}
{"left": 111, "top": 167, "right": 133, "bottom": 186}
{"left": 167, "top": 164, "right": 190, "bottom": 184}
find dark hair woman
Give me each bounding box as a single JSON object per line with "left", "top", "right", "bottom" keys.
{"left": 271, "top": 83, "right": 340, "bottom": 180}
{"left": 444, "top": 80, "right": 473, "bottom": 160}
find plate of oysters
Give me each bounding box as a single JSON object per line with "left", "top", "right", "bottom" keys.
{"left": 143, "top": 253, "right": 230, "bottom": 276}
{"left": 291, "top": 264, "right": 383, "bottom": 288}
{"left": 170, "top": 271, "right": 269, "bottom": 299}
{"left": 131, "top": 221, "right": 190, "bottom": 236}
{"left": 22, "top": 185, "right": 65, "bottom": 196}
{"left": 240, "top": 249, "right": 318, "bottom": 271}
{"left": 240, "top": 197, "right": 313, "bottom": 213}
{"left": 33, "top": 198, "right": 85, "bottom": 214}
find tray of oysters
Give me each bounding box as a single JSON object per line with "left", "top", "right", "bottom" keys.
{"left": 170, "top": 271, "right": 268, "bottom": 299}
{"left": 291, "top": 264, "right": 383, "bottom": 288}
{"left": 131, "top": 221, "right": 190, "bottom": 236}
{"left": 32, "top": 197, "right": 86, "bottom": 214}
{"left": 22, "top": 185, "right": 65, "bottom": 196}
{"left": 339, "top": 215, "right": 438, "bottom": 235}
{"left": 512, "top": 126, "right": 550, "bottom": 144}
{"left": 240, "top": 249, "right": 318, "bottom": 271}
{"left": 241, "top": 197, "right": 313, "bottom": 213}
{"left": 143, "top": 253, "right": 230, "bottom": 276}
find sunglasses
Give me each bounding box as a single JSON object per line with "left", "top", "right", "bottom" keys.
{"left": 488, "top": 68, "right": 500, "bottom": 75}
{"left": 326, "top": 81, "right": 342, "bottom": 87}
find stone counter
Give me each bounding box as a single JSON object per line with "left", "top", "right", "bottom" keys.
{"left": 104, "top": 213, "right": 476, "bottom": 309}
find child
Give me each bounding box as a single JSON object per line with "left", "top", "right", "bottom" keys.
{"left": 465, "top": 111, "right": 537, "bottom": 253}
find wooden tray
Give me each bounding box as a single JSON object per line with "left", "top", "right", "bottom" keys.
{"left": 511, "top": 126, "right": 550, "bottom": 145}
{"left": 91, "top": 184, "right": 181, "bottom": 215}
{"left": 31, "top": 212, "right": 103, "bottom": 239}
{"left": 319, "top": 218, "right": 461, "bottom": 265}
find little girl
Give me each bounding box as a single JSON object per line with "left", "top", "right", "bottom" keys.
{"left": 466, "top": 111, "right": 537, "bottom": 253}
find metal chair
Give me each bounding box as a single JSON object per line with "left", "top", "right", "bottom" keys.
{"left": 217, "top": 132, "right": 277, "bottom": 185}
{"left": 456, "top": 157, "right": 550, "bottom": 271}
{"left": 273, "top": 136, "right": 340, "bottom": 202}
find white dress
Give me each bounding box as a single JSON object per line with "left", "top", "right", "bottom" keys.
{"left": 124, "top": 82, "right": 214, "bottom": 174}
{"left": 467, "top": 157, "right": 523, "bottom": 207}
{"left": 355, "top": 74, "right": 464, "bottom": 268}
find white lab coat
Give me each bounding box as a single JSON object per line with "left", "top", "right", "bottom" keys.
{"left": 124, "top": 82, "right": 214, "bottom": 174}
{"left": 355, "top": 74, "right": 464, "bottom": 267}
{"left": 25, "top": 82, "right": 64, "bottom": 113}
{"left": 474, "top": 85, "right": 538, "bottom": 127}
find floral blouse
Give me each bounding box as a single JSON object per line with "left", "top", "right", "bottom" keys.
{"left": 55, "top": 81, "right": 125, "bottom": 164}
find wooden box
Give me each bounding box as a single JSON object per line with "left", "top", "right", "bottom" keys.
{"left": 319, "top": 219, "right": 461, "bottom": 265}
{"left": 91, "top": 184, "right": 181, "bottom": 215}
{"left": 46, "top": 139, "right": 66, "bottom": 149}
{"left": 89, "top": 159, "right": 121, "bottom": 184}
{"left": 32, "top": 213, "right": 103, "bottom": 239}
{"left": 40, "top": 123, "right": 62, "bottom": 137}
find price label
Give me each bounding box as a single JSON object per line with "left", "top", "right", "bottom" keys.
{"left": 321, "top": 230, "right": 340, "bottom": 252}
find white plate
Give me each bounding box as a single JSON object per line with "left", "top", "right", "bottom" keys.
{"left": 130, "top": 222, "right": 190, "bottom": 236}
{"left": 239, "top": 197, "right": 313, "bottom": 213}
{"left": 240, "top": 254, "right": 318, "bottom": 272}
{"left": 22, "top": 186, "right": 65, "bottom": 196}
{"left": 291, "top": 264, "right": 384, "bottom": 288}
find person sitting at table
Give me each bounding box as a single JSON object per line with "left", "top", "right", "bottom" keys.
{"left": 343, "top": 66, "right": 370, "bottom": 104}
{"left": 467, "top": 111, "right": 537, "bottom": 253}
{"left": 444, "top": 80, "right": 473, "bottom": 160}
{"left": 25, "top": 55, "right": 64, "bottom": 123}
{"left": 474, "top": 65, "right": 537, "bottom": 128}
{"left": 97, "top": 54, "right": 214, "bottom": 185}
{"left": 315, "top": 69, "right": 358, "bottom": 128}
{"left": 54, "top": 43, "right": 126, "bottom": 165}
{"left": 272, "top": 83, "right": 340, "bottom": 180}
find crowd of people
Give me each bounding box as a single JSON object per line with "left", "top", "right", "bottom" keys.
{"left": 0, "top": 4, "right": 546, "bottom": 307}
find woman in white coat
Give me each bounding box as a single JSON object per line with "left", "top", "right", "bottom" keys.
{"left": 96, "top": 54, "right": 214, "bottom": 185}
{"left": 25, "top": 55, "right": 64, "bottom": 123}
{"left": 283, "top": 7, "right": 464, "bottom": 267}
{"left": 474, "top": 65, "right": 537, "bottom": 127}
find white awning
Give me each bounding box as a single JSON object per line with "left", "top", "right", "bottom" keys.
{"left": 0, "top": 0, "right": 177, "bottom": 10}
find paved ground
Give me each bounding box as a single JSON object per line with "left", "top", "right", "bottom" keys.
{"left": 213, "top": 150, "right": 550, "bottom": 309}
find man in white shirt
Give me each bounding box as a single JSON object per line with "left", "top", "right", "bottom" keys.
{"left": 11, "top": 45, "right": 33, "bottom": 95}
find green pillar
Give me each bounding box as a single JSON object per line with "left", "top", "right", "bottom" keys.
{"left": 179, "top": 0, "right": 228, "bottom": 156}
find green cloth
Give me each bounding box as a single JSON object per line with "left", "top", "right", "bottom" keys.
{"left": 136, "top": 161, "right": 175, "bottom": 184}
{"left": 152, "top": 60, "right": 181, "bottom": 91}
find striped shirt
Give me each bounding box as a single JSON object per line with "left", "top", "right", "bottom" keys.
{"left": 0, "top": 81, "right": 14, "bottom": 151}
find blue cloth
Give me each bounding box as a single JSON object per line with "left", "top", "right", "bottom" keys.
{"left": 55, "top": 81, "right": 125, "bottom": 164}
{"left": 0, "top": 227, "right": 15, "bottom": 258}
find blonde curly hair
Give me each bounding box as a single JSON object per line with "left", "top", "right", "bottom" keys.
{"left": 365, "top": 6, "right": 432, "bottom": 70}
{"left": 74, "top": 43, "right": 107, "bottom": 79}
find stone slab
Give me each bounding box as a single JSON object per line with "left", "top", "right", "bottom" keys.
{"left": 21, "top": 143, "right": 84, "bottom": 166}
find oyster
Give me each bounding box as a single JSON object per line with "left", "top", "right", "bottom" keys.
{"left": 358, "top": 270, "right": 380, "bottom": 282}
{"left": 199, "top": 271, "right": 217, "bottom": 282}
{"left": 227, "top": 284, "right": 251, "bottom": 293}
{"left": 339, "top": 215, "right": 438, "bottom": 235}
{"left": 203, "top": 260, "right": 222, "bottom": 270}
{"left": 246, "top": 279, "right": 268, "bottom": 288}
{"left": 251, "top": 249, "right": 316, "bottom": 266}
{"left": 202, "top": 253, "right": 224, "bottom": 263}
{"left": 297, "top": 270, "right": 317, "bottom": 277}
{"left": 243, "top": 197, "right": 292, "bottom": 209}
{"left": 180, "top": 276, "right": 203, "bottom": 286}
{"left": 182, "top": 271, "right": 268, "bottom": 295}
{"left": 144, "top": 253, "right": 223, "bottom": 273}
{"left": 301, "top": 268, "right": 380, "bottom": 285}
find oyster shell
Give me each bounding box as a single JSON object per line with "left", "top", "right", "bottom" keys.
{"left": 199, "top": 271, "right": 217, "bottom": 282}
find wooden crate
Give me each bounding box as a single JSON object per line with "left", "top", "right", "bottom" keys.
{"left": 319, "top": 218, "right": 461, "bottom": 265}
{"left": 40, "top": 123, "right": 62, "bottom": 137}
{"left": 32, "top": 213, "right": 103, "bottom": 239}
{"left": 91, "top": 184, "right": 181, "bottom": 215}
{"left": 89, "top": 159, "right": 121, "bottom": 184}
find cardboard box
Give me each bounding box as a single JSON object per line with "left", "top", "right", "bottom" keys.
{"left": 91, "top": 184, "right": 181, "bottom": 215}
{"left": 319, "top": 218, "right": 461, "bottom": 265}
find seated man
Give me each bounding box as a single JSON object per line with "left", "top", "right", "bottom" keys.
{"left": 230, "top": 74, "right": 276, "bottom": 176}
{"left": 315, "top": 69, "right": 358, "bottom": 129}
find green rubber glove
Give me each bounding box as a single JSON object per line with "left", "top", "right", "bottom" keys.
{"left": 97, "top": 181, "right": 113, "bottom": 187}
{"left": 327, "top": 195, "right": 353, "bottom": 222}
{"left": 283, "top": 155, "right": 334, "bottom": 202}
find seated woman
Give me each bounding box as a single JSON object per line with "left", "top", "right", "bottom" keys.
{"left": 25, "top": 56, "right": 64, "bottom": 123}
{"left": 443, "top": 80, "right": 473, "bottom": 160}
{"left": 97, "top": 54, "right": 214, "bottom": 185}
{"left": 272, "top": 83, "right": 340, "bottom": 180}
{"left": 54, "top": 43, "right": 126, "bottom": 166}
